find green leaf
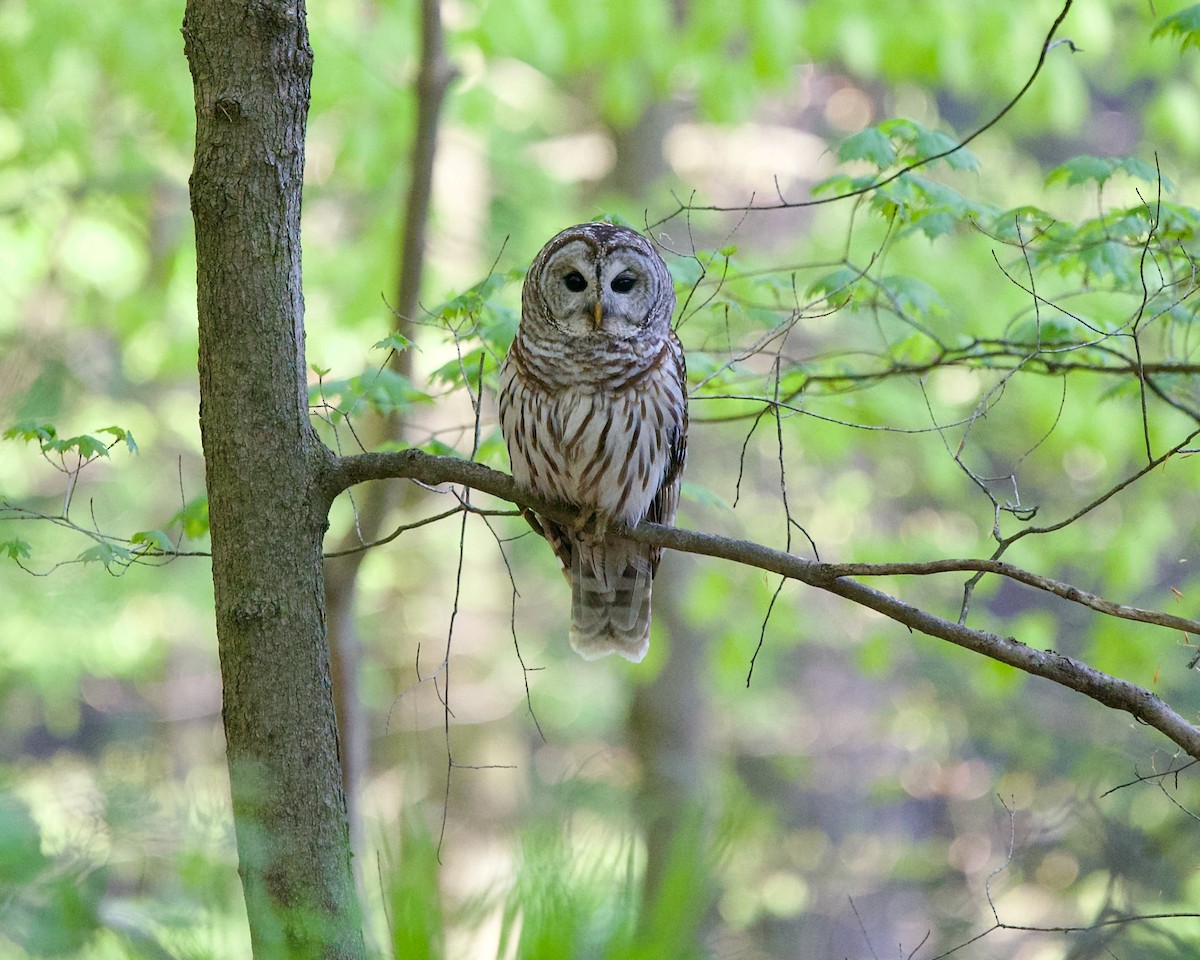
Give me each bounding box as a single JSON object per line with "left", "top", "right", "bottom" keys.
{"left": 904, "top": 210, "right": 957, "bottom": 239}
{"left": 808, "top": 267, "right": 863, "bottom": 305}
{"left": 386, "top": 814, "right": 446, "bottom": 960}
{"left": 78, "top": 542, "right": 134, "bottom": 568}
{"left": 131, "top": 530, "right": 173, "bottom": 552}
{"left": 99, "top": 425, "right": 138, "bottom": 455}
{"left": 1153, "top": 4, "right": 1200, "bottom": 49}
{"left": 811, "top": 173, "right": 878, "bottom": 198}
{"left": 836, "top": 127, "right": 897, "bottom": 169}
{"left": 913, "top": 127, "right": 978, "bottom": 172}
{"left": 587, "top": 211, "right": 638, "bottom": 229}
{"left": 171, "top": 496, "right": 209, "bottom": 539}
{"left": 879, "top": 117, "right": 979, "bottom": 171}
{"left": 680, "top": 481, "right": 732, "bottom": 511}
{"left": 418, "top": 438, "right": 462, "bottom": 458}
{"left": 1150, "top": 202, "right": 1200, "bottom": 240}
{"left": 1, "top": 538, "right": 32, "bottom": 561}
{"left": 24, "top": 866, "right": 106, "bottom": 956}
{"left": 889, "top": 333, "right": 939, "bottom": 365}
{"left": 1011, "top": 316, "right": 1076, "bottom": 347}
{"left": 668, "top": 256, "right": 705, "bottom": 289}
{"left": 430, "top": 271, "right": 517, "bottom": 322}
{"left": 880, "top": 275, "right": 948, "bottom": 320}
{"left": 1046, "top": 155, "right": 1166, "bottom": 190}
{"left": 57, "top": 434, "right": 112, "bottom": 460}
{"left": 4, "top": 420, "right": 57, "bottom": 445}
{"left": 373, "top": 331, "right": 415, "bottom": 353}
{"left": 1076, "top": 239, "right": 1138, "bottom": 284}
{"left": 474, "top": 431, "right": 508, "bottom": 467}
{"left": 428, "top": 349, "right": 499, "bottom": 389}
{"left": 0, "top": 793, "right": 49, "bottom": 885}
{"left": 313, "top": 369, "right": 437, "bottom": 417}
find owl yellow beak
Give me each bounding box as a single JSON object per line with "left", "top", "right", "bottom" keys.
{"left": 592, "top": 300, "right": 603, "bottom": 329}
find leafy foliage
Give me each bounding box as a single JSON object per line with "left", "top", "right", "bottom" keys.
{"left": 835, "top": 118, "right": 980, "bottom": 173}
{"left": 1046, "top": 154, "right": 1168, "bottom": 190}
{"left": 0, "top": 792, "right": 104, "bottom": 957}
{"left": 4, "top": 0, "right": 1200, "bottom": 958}
{"left": 3, "top": 422, "right": 136, "bottom": 463}
{"left": 1152, "top": 4, "right": 1200, "bottom": 50}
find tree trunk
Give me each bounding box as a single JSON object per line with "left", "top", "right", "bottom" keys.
{"left": 183, "top": 2, "right": 364, "bottom": 957}
{"left": 323, "top": 0, "right": 455, "bottom": 877}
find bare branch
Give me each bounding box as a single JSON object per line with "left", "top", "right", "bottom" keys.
{"left": 648, "top": 0, "right": 1077, "bottom": 221}
{"left": 324, "top": 448, "right": 1200, "bottom": 760}
{"left": 825, "top": 556, "right": 1200, "bottom": 636}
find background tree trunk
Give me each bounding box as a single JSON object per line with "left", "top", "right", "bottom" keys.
{"left": 183, "top": 1, "right": 364, "bottom": 957}
{"left": 323, "top": 0, "right": 456, "bottom": 877}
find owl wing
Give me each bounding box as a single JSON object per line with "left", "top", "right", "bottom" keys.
{"left": 643, "top": 331, "right": 688, "bottom": 568}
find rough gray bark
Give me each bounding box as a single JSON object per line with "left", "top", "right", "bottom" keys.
{"left": 183, "top": 2, "right": 363, "bottom": 957}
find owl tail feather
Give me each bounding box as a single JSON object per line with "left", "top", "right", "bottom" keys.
{"left": 568, "top": 541, "right": 653, "bottom": 662}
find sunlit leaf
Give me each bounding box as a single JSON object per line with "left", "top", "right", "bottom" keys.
{"left": 889, "top": 333, "right": 940, "bottom": 365}
{"left": 312, "top": 370, "right": 437, "bottom": 417}
{"left": 428, "top": 348, "right": 500, "bottom": 389}
{"left": 1152, "top": 4, "right": 1200, "bottom": 49}
{"left": 131, "top": 530, "right": 173, "bottom": 552}
{"left": 57, "top": 434, "right": 112, "bottom": 460}
{"left": 99, "top": 425, "right": 138, "bottom": 455}
{"left": 171, "top": 496, "right": 209, "bottom": 539}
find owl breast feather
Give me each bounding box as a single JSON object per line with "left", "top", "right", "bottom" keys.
{"left": 499, "top": 337, "right": 683, "bottom": 527}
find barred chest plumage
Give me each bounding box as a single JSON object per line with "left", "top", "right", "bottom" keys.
{"left": 499, "top": 331, "right": 684, "bottom": 524}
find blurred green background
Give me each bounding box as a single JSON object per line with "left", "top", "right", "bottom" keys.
{"left": 3, "top": 0, "right": 1200, "bottom": 956}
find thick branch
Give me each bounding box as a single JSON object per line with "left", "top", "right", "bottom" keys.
{"left": 327, "top": 449, "right": 1200, "bottom": 760}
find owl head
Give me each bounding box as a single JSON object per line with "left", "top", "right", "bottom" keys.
{"left": 521, "top": 222, "right": 676, "bottom": 341}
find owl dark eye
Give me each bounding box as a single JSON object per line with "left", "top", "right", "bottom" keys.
{"left": 610, "top": 273, "right": 637, "bottom": 293}
{"left": 563, "top": 271, "right": 588, "bottom": 292}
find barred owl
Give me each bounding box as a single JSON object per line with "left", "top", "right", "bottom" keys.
{"left": 498, "top": 222, "right": 688, "bottom": 663}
